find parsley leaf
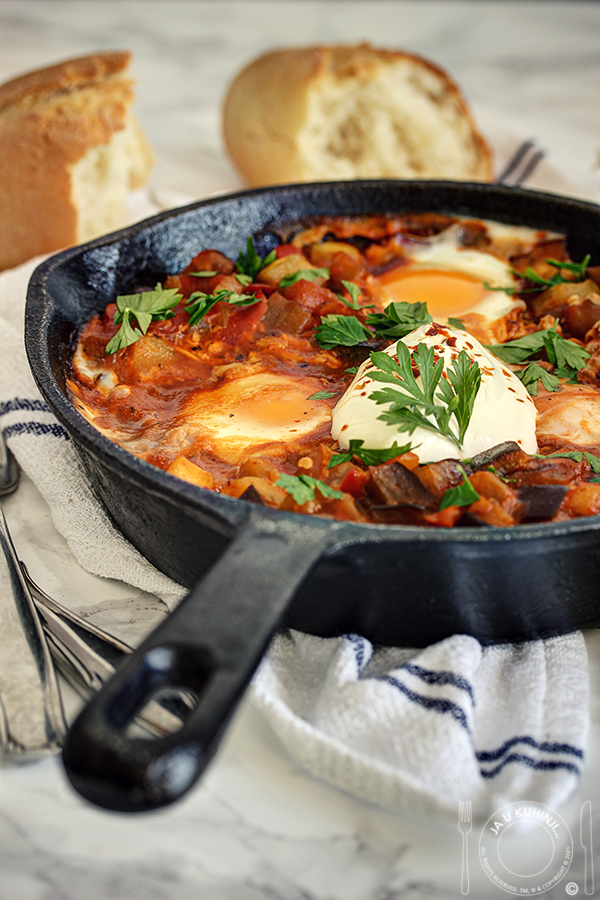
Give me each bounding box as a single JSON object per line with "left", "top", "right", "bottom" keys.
{"left": 106, "top": 285, "right": 181, "bottom": 354}
{"left": 439, "top": 474, "right": 480, "bottom": 510}
{"left": 275, "top": 474, "right": 343, "bottom": 504}
{"left": 367, "top": 301, "right": 432, "bottom": 339}
{"left": 307, "top": 390, "right": 338, "bottom": 399}
{"left": 236, "top": 237, "right": 276, "bottom": 281}
{"left": 185, "top": 289, "right": 260, "bottom": 326}
{"left": 279, "top": 267, "right": 330, "bottom": 288}
{"left": 485, "top": 331, "right": 548, "bottom": 365}
{"left": 314, "top": 314, "right": 372, "bottom": 349}
{"left": 486, "top": 324, "right": 590, "bottom": 395}
{"left": 437, "top": 348, "right": 482, "bottom": 444}
{"left": 484, "top": 255, "right": 591, "bottom": 296}
{"left": 337, "top": 280, "right": 373, "bottom": 310}
{"left": 515, "top": 362, "right": 561, "bottom": 396}
{"left": 327, "top": 439, "right": 412, "bottom": 468}
{"left": 487, "top": 326, "right": 590, "bottom": 370}
{"left": 545, "top": 328, "right": 590, "bottom": 372}
{"left": 545, "top": 450, "right": 600, "bottom": 473}
{"left": 519, "top": 254, "right": 591, "bottom": 288}
{"left": 368, "top": 343, "right": 481, "bottom": 450}
{"left": 483, "top": 280, "right": 518, "bottom": 296}
{"left": 313, "top": 300, "right": 434, "bottom": 350}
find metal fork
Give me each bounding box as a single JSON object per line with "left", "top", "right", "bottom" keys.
{"left": 458, "top": 800, "right": 472, "bottom": 895}
{"left": 496, "top": 139, "right": 546, "bottom": 187}
{"left": 0, "top": 433, "right": 191, "bottom": 743}
{"left": 22, "top": 564, "right": 193, "bottom": 737}
{"left": 0, "top": 435, "right": 66, "bottom": 757}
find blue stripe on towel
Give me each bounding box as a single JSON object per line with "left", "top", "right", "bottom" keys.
{"left": 379, "top": 674, "right": 470, "bottom": 731}
{"left": 0, "top": 397, "right": 51, "bottom": 416}
{"left": 346, "top": 634, "right": 369, "bottom": 673}
{"left": 480, "top": 752, "right": 581, "bottom": 779}
{"left": 4, "top": 421, "right": 70, "bottom": 441}
{"left": 477, "top": 735, "right": 583, "bottom": 763}
{"left": 402, "top": 663, "right": 475, "bottom": 705}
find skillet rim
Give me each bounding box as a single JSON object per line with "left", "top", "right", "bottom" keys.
{"left": 24, "top": 177, "right": 600, "bottom": 550}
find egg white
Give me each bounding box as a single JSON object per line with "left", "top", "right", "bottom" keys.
{"left": 331, "top": 323, "right": 538, "bottom": 464}
{"left": 381, "top": 224, "right": 527, "bottom": 324}
{"left": 404, "top": 225, "right": 516, "bottom": 287}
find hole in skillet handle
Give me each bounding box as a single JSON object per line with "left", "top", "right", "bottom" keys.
{"left": 61, "top": 509, "right": 340, "bottom": 813}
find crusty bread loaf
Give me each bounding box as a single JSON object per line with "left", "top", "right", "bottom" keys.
{"left": 223, "top": 43, "right": 493, "bottom": 188}
{"left": 0, "top": 51, "right": 153, "bottom": 271}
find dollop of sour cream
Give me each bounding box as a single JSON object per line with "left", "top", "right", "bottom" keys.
{"left": 331, "top": 323, "right": 538, "bottom": 464}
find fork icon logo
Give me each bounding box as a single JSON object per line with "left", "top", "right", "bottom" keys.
{"left": 458, "top": 800, "right": 472, "bottom": 895}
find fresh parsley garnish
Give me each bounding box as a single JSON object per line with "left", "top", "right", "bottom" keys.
{"left": 275, "top": 474, "right": 344, "bottom": 504}
{"left": 337, "top": 280, "right": 373, "bottom": 310}
{"left": 483, "top": 280, "right": 519, "bottom": 297}
{"left": 368, "top": 342, "right": 482, "bottom": 450}
{"left": 439, "top": 474, "right": 480, "bottom": 510}
{"left": 279, "top": 267, "right": 330, "bottom": 288}
{"left": 366, "top": 301, "right": 433, "bottom": 339}
{"left": 106, "top": 285, "right": 182, "bottom": 354}
{"left": 448, "top": 317, "right": 466, "bottom": 330}
{"left": 236, "top": 237, "right": 276, "bottom": 282}
{"left": 486, "top": 330, "right": 550, "bottom": 365}
{"left": 436, "top": 349, "right": 483, "bottom": 445}
{"left": 327, "top": 439, "right": 412, "bottom": 469}
{"left": 308, "top": 390, "right": 338, "bottom": 399}
{"left": 313, "top": 300, "right": 432, "bottom": 350}
{"left": 314, "top": 314, "right": 372, "bottom": 349}
{"left": 515, "top": 362, "right": 561, "bottom": 396}
{"left": 484, "top": 254, "right": 591, "bottom": 296}
{"left": 520, "top": 255, "right": 591, "bottom": 288}
{"left": 544, "top": 450, "right": 600, "bottom": 473}
{"left": 486, "top": 324, "right": 590, "bottom": 394}
{"left": 185, "top": 289, "right": 260, "bottom": 326}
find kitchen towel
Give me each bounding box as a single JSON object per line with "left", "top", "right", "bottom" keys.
{"left": 0, "top": 252, "right": 589, "bottom": 821}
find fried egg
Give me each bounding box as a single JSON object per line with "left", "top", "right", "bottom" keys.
{"left": 71, "top": 371, "right": 333, "bottom": 466}
{"left": 378, "top": 224, "right": 524, "bottom": 331}
{"left": 177, "top": 373, "right": 332, "bottom": 464}
{"left": 331, "top": 323, "right": 538, "bottom": 464}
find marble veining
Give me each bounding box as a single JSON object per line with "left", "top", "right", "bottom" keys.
{"left": 1, "top": 2, "right": 600, "bottom": 898}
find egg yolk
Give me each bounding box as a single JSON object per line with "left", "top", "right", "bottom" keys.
{"left": 379, "top": 268, "right": 487, "bottom": 319}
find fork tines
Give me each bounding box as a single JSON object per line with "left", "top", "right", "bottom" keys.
{"left": 496, "top": 139, "right": 546, "bottom": 186}
{"left": 458, "top": 800, "right": 473, "bottom": 829}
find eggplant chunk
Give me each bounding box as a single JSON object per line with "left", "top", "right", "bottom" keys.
{"left": 468, "top": 442, "right": 522, "bottom": 471}
{"left": 369, "top": 505, "right": 430, "bottom": 525}
{"left": 239, "top": 484, "right": 267, "bottom": 506}
{"left": 366, "top": 462, "right": 437, "bottom": 509}
{"left": 517, "top": 484, "right": 569, "bottom": 520}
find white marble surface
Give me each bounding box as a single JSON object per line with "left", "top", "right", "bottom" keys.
{"left": 1, "top": 2, "right": 600, "bottom": 897}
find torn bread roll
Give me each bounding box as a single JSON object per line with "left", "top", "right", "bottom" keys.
{"left": 223, "top": 43, "right": 493, "bottom": 188}
{"left": 0, "top": 51, "right": 154, "bottom": 271}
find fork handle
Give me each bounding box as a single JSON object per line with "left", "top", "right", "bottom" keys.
{"left": 461, "top": 833, "right": 469, "bottom": 895}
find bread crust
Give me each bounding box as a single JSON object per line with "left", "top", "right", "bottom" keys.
{"left": 0, "top": 51, "right": 132, "bottom": 113}
{"left": 223, "top": 43, "right": 494, "bottom": 188}
{"left": 0, "top": 51, "right": 150, "bottom": 271}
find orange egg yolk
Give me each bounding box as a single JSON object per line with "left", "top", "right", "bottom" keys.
{"left": 378, "top": 268, "right": 487, "bottom": 319}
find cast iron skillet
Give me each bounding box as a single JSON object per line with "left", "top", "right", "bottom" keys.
{"left": 25, "top": 180, "right": 600, "bottom": 813}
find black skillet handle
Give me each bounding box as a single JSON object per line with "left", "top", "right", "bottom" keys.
{"left": 61, "top": 509, "right": 340, "bottom": 813}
